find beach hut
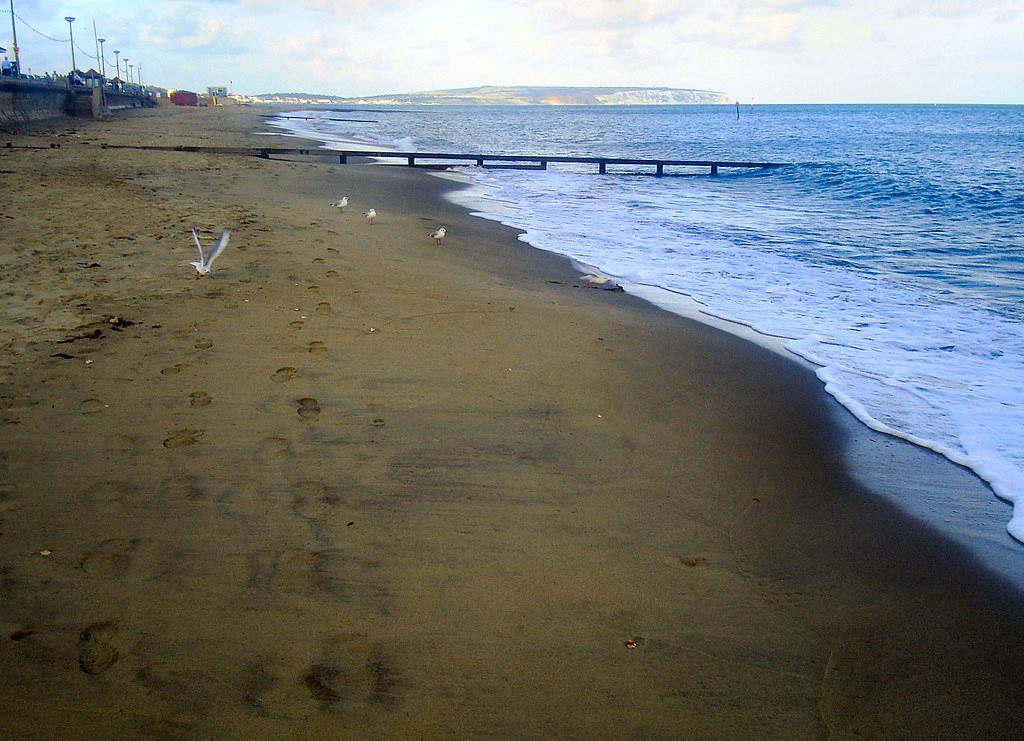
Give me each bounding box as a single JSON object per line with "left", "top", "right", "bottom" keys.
{"left": 80, "top": 69, "right": 104, "bottom": 88}
{"left": 170, "top": 90, "right": 199, "bottom": 106}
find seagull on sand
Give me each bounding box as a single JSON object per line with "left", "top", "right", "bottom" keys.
{"left": 330, "top": 196, "right": 348, "bottom": 211}
{"left": 363, "top": 208, "right": 377, "bottom": 225}
{"left": 189, "top": 228, "right": 230, "bottom": 277}
{"left": 429, "top": 226, "right": 447, "bottom": 246}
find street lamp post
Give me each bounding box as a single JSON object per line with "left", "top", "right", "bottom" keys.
{"left": 113, "top": 50, "right": 120, "bottom": 85}
{"left": 127, "top": 63, "right": 133, "bottom": 84}
{"left": 138, "top": 65, "right": 143, "bottom": 88}
{"left": 64, "top": 16, "right": 76, "bottom": 74}
{"left": 8, "top": 0, "right": 20, "bottom": 71}
{"left": 97, "top": 38, "right": 106, "bottom": 78}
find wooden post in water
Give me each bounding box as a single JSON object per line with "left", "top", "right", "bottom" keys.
{"left": 477, "top": 158, "right": 484, "bottom": 166}
{"left": 656, "top": 163, "right": 664, "bottom": 177}
{"left": 540, "top": 159, "right": 547, "bottom": 170}
{"left": 599, "top": 161, "right": 607, "bottom": 174}
{"left": 338, "top": 154, "right": 347, "bottom": 164}
{"left": 710, "top": 164, "right": 719, "bottom": 175}
{"left": 407, "top": 156, "right": 415, "bottom": 166}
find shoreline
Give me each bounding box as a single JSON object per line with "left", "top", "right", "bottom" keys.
{"left": 2, "top": 104, "right": 1024, "bottom": 737}
{"left": 267, "top": 108, "right": 1019, "bottom": 577}
{"left": 404, "top": 124, "right": 1024, "bottom": 591}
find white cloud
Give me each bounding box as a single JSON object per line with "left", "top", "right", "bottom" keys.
{"left": 9, "top": 0, "right": 1023, "bottom": 101}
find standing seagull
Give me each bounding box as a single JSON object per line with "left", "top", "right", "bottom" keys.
{"left": 363, "top": 208, "right": 377, "bottom": 225}
{"left": 330, "top": 196, "right": 349, "bottom": 211}
{"left": 190, "top": 228, "right": 231, "bottom": 277}
{"left": 429, "top": 226, "right": 447, "bottom": 246}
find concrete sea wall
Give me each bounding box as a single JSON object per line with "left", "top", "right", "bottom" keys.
{"left": 1, "top": 78, "right": 157, "bottom": 124}
{"left": 0, "top": 79, "right": 72, "bottom": 124}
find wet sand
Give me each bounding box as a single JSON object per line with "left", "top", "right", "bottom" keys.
{"left": 2, "top": 104, "right": 1024, "bottom": 738}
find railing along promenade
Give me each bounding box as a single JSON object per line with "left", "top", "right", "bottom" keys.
{"left": 96, "top": 144, "right": 784, "bottom": 176}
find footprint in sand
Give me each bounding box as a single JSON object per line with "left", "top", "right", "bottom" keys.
{"left": 160, "top": 363, "right": 188, "bottom": 376}
{"left": 315, "top": 302, "right": 331, "bottom": 317}
{"left": 0, "top": 482, "right": 17, "bottom": 513}
{"left": 190, "top": 391, "right": 212, "bottom": 407}
{"left": 194, "top": 338, "right": 213, "bottom": 350}
{"left": 312, "top": 257, "right": 326, "bottom": 264}
{"left": 307, "top": 285, "right": 320, "bottom": 294}
{"left": 78, "top": 622, "right": 121, "bottom": 675}
{"left": 298, "top": 398, "right": 321, "bottom": 419}
{"left": 80, "top": 538, "right": 138, "bottom": 577}
{"left": 290, "top": 320, "right": 305, "bottom": 329}
{"left": 258, "top": 436, "right": 292, "bottom": 460}
{"left": 326, "top": 247, "right": 339, "bottom": 255}
{"left": 291, "top": 481, "right": 340, "bottom": 522}
{"left": 271, "top": 367, "right": 298, "bottom": 383}
{"left": 163, "top": 429, "right": 204, "bottom": 448}
{"left": 303, "top": 663, "right": 342, "bottom": 708}
{"left": 308, "top": 341, "right": 326, "bottom": 354}
{"left": 300, "top": 647, "right": 401, "bottom": 709}
{"left": 325, "top": 270, "right": 339, "bottom": 279}
{"left": 81, "top": 480, "right": 136, "bottom": 505}
{"left": 81, "top": 398, "right": 105, "bottom": 416}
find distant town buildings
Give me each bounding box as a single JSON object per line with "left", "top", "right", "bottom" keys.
{"left": 231, "top": 93, "right": 345, "bottom": 105}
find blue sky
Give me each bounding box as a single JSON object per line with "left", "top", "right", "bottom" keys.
{"left": 4, "top": 0, "right": 1023, "bottom": 102}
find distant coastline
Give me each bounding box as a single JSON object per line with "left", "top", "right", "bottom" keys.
{"left": 238, "top": 85, "right": 732, "bottom": 106}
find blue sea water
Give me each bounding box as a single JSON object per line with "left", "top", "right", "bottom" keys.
{"left": 270, "top": 104, "right": 1024, "bottom": 556}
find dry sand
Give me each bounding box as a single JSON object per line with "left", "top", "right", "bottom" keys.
{"left": 2, "top": 105, "right": 1024, "bottom": 738}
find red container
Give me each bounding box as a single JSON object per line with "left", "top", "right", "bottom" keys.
{"left": 170, "top": 90, "right": 198, "bottom": 107}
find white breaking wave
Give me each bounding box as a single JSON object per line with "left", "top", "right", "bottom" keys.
{"left": 268, "top": 109, "right": 1024, "bottom": 557}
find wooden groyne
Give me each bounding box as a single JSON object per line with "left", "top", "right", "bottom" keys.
{"left": 97, "top": 144, "right": 784, "bottom": 176}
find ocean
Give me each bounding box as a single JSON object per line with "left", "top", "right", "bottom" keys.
{"left": 269, "top": 104, "right": 1024, "bottom": 575}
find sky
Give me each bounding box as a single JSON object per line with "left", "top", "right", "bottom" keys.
{"left": 3, "top": 0, "right": 1023, "bottom": 102}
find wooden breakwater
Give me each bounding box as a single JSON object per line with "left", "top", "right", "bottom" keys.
{"left": 97, "top": 144, "right": 784, "bottom": 176}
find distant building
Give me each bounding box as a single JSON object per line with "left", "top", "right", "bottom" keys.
{"left": 80, "top": 69, "right": 105, "bottom": 88}
{"left": 207, "top": 86, "right": 227, "bottom": 98}
{"left": 170, "top": 90, "right": 199, "bottom": 107}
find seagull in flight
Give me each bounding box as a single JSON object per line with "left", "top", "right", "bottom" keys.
{"left": 429, "top": 226, "right": 446, "bottom": 246}
{"left": 190, "top": 228, "right": 230, "bottom": 277}
{"left": 363, "top": 208, "right": 376, "bottom": 225}
{"left": 330, "top": 196, "right": 348, "bottom": 211}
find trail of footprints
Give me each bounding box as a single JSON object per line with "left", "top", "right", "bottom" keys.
{"left": 151, "top": 239, "right": 405, "bottom": 712}
{"left": 155, "top": 235, "right": 355, "bottom": 456}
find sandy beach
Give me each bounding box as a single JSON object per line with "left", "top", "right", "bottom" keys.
{"left": 2, "top": 104, "right": 1024, "bottom": 738}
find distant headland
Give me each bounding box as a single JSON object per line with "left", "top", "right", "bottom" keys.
{"left": 240, "top": 85, "right": 732, "bottom": 106}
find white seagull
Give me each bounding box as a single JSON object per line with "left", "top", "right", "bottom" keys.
{"left": 330, "top": 196, "right": 349, "bottom": 211}
{"left": 363, "top": 208, "right": 377, "bottom": 225}
{"left": 190, "top": 228, "right": 231, "bottom": 277}
{"left": 429, "top": 226, "right": 447, "bottom": 246}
